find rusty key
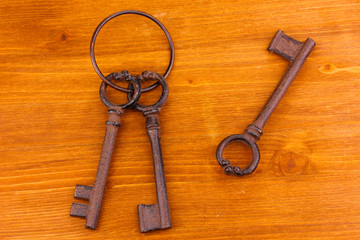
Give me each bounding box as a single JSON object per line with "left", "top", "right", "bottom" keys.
{"left": 70, "top": 72, "right": 141, "bottom": 229}
{"left": 216, "top": 30, "right": 316, "bottom": 176}
{"left": 129, "top": 71, "right": 171, "bottom": 232}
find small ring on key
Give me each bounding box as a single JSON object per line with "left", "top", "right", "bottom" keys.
{"left": 216, "top": 134, "right": 260, "bottom": 176}
{"left": 90, "top": 10, "right": 175, "bottom": 93}
{"left": 127, "top": 71, "right": 169, "bottom": 115}
{"left": 100, "top": 71, "right": 141, "bottom": 109}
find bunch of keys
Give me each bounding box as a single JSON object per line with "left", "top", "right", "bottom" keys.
{"left": 68, "top": 9, "right": 316, "bottom": 234}
{"left": 70, "top": 10, "right": 175, "bottom": 233}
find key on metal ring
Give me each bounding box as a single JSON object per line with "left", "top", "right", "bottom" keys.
{"left": 216, "top": 30, "right": 316, "bottom": 176}
{"left": 128, "top": 71, "right": 171, "bottom": 233}
{"left": 70, "top": 71, "right": 141, "bottom": 229}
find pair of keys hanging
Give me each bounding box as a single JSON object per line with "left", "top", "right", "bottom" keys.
{"left": 70, "top": 10, "right": 175, "bottom": 233}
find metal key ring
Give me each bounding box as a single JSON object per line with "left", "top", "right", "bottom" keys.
{"left": 127, "top": 71, "right": 169, "bottom": 114}
{"left": 100, "top": 71, "right": 141, "bottom": 109}
{"left": 216, "top": 133, "right": 260, "bottom": 176}
{"left": 91, "top": 10, "right": 175, "bottom": 93}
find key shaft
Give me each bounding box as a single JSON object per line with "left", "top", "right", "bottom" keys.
{"left": 252, "top": 31, "right": 316, "bottom": 131}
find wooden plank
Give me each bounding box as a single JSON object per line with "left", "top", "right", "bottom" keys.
{"left": 0, "top": 0, "right": 359, "bottom": 239}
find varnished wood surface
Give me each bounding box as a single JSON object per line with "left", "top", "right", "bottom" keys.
{"left": 0, "top": 0, "right": 359, "bottom": 239}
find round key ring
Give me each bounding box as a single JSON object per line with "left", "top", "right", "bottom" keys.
{"left": 100, "top": 71, "right": 141, "bottom": 109}
{"left": 216, "top": 133, "right": 260, "bottom": 176}
{"left": 127, "top": 71, "right": 169, "bottom": 115}
{"left": 90, "top": 10, "right": 175, "bottom": 93}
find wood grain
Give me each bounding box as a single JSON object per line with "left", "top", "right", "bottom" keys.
{"left": 0, "top": 0, "right": 359, "bottom": 239}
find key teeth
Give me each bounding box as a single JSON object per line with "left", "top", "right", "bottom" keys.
{"left": 70, "top": 203, "right": 88, "bottom": 218}
{"left": 138, "top": 204, "right": 162, "bottom": 232}
{"left": 74, "top": 185, "right": 93, "bottom": 200}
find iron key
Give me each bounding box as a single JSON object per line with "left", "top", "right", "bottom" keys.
{"left": 129, "top": 71, "right": 171, "bottom": 232}
{"left": 216, "top": 30, "right": 316, "bottom": 176}
{"left": 70, "top": 72, "right": 141, "bottom": 229}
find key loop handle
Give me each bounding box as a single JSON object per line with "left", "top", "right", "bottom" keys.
{"left": 91, "top": 10, "right": 175, "bottom": 93}
{"left": 216, "top": 133, "right": 260, "bottom": 176}
{"left": 100, "top": 71, "right": 141, "bottom": 109}
{"left": 128, "top": 71, "right": 169, "bottom": 114}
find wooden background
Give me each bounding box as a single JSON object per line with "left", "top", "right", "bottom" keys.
{"left": 0, "top": 0, "right": 359, "bottom": 239}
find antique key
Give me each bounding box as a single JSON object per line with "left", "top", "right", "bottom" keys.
{"left": 216, "top": 30, "right": 316, "bottom": 176}
{"left": 129, "top": 71, "right": 171, "bottom": 232}
{"left": 70, "top": 72, "right": 141, "bottom": 229}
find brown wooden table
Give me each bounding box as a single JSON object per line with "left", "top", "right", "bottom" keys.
{"left": 0, "top": 0, "right": 359, "bottom": 239}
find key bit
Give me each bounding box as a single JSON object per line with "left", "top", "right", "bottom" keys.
{"left": 74, "top": 184, "right": 93, "bottom": 200}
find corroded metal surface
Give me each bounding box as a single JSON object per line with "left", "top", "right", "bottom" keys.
{"left": 130, "top": 71, "right": 171, "bottom": 233}
{"left": 70, "top": 72, "right": 141, "bottom": 229}
{"left": 71, "top": 10, "right": 174, "bottom": 231}
{"left": 216, "top": 30, "right": 316, "bottom": 176}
